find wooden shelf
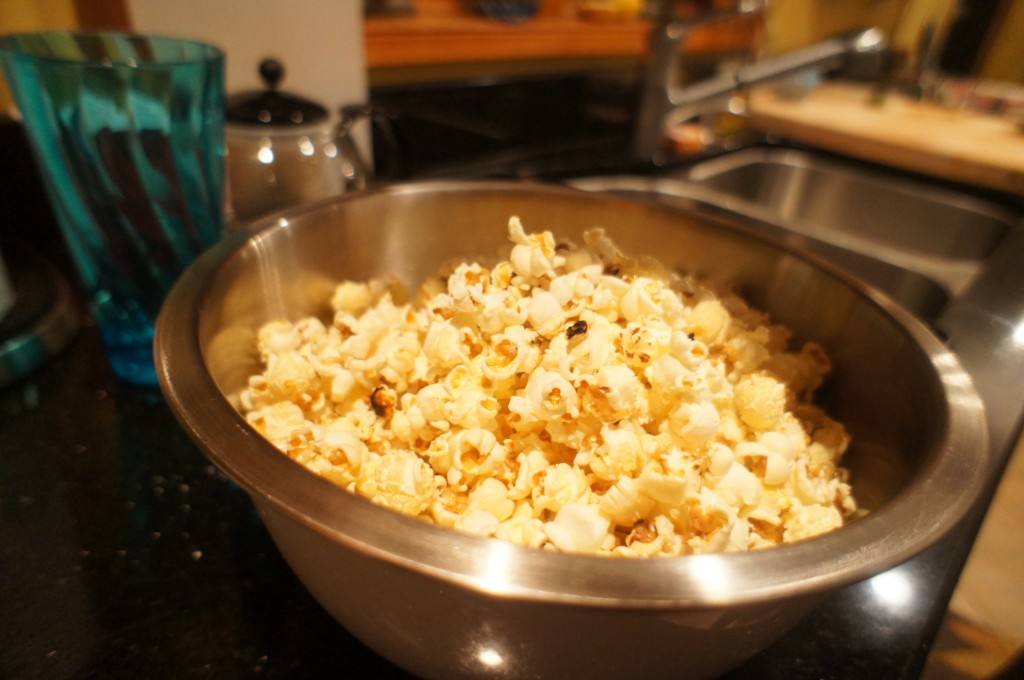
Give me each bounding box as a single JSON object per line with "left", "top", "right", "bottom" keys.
{"left": 76, "top": 0, "right": 756, "bottom": 75}
{"left": 365, "top": 14, "right": 758, "bottom": 69}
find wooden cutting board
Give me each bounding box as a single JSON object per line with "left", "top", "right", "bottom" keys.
{"left": 747, "top": 82, "right": 1024, "bottom": 196}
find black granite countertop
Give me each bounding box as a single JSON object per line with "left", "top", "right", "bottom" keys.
{"left": 1, "top": 323, "right": 412, "bottom": 679}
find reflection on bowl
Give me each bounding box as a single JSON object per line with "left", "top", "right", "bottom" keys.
{"left": 156, "top": 181, "right": 988, "bottom": 679}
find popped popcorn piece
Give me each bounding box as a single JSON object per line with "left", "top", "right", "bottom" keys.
{"left": 533, "top": 462, "right": 590, "bottom": 514}
{"left": 543, "top": 503, "right": 610, "bottom": 553}
{"left": 734, "top": 373, "right": 787, "bottom": 431}
{"left": 238, "top": 217, "right": 857, "bottom": 557}
{"left": 356, "top": 449, "right": 436, "bottom": 516}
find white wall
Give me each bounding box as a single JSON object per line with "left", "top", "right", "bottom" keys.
{"left": 126, "top": 0, "right": 368, "bottom": 121}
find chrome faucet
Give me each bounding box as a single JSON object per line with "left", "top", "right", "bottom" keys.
{"left": 632, "top": 0, "right": 888, "bottom": 163}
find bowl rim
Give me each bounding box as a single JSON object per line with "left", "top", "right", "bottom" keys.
{"left": 155, "top": 180, "right": 990, "bottom": 608}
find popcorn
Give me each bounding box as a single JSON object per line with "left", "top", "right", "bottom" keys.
{"left": 533, "top": 462, "right": 589, "bottom": 514}
{"left": 238, "top": 217, "right": 858, "bottom": 557}
{"left": 544, "top": 503, "right": 610, "bottom": 554}
{"left": 356, "top": 449, "right": 436, "bottom": 516}
{"left": 509, "top": 368, "right": 579, "bottom": 426}
{"left": 599, "top": 476, "right": 656, "bottom": 526}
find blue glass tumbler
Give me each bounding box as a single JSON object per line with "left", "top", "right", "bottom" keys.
{"left": 0, "top": 32, "right": 225, "bottom": 385}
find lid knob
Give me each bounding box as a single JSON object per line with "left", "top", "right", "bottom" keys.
{"left": 259, "top": 58, "right": 284, "bottom": 91}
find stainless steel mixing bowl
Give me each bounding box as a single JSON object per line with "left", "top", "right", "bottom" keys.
{"left": 155, "top": 181, "right": 988, "bottom": 679}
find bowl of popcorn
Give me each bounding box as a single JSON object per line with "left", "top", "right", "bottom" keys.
{"left": 156, "top": 181, "right": 987, "bottom": 679}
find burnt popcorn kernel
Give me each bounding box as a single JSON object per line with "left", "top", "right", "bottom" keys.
{"left": 370, "top": 386, "right": 395, "bottom": 418}
{"left": 567, "top": 320, "right": 588, "bottom": 339}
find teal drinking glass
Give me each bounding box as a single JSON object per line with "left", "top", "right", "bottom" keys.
{"left": 0, "top": 32, "right": 225, "bottom": 385}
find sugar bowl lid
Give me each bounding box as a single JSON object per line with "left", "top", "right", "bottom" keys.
{"left": 225, "top": 58, "right": 327, "bottom": 126}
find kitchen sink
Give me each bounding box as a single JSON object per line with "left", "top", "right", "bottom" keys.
{"left": 570, "top": 145, "right": 1022, "bottom": 320}
{"left": 688, "top": 147, "right": 1011, "bottom": 261}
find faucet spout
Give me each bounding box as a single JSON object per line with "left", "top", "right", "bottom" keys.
{"left": 632, "top": 3, "right": 888, "bottom": 163}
